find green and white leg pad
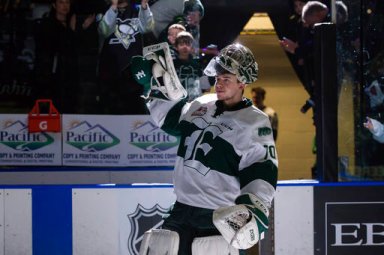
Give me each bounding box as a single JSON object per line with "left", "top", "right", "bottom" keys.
{"left": 139, "top": 229, "right": 180, "bottom": 255}
{"left": 192, "top": 236, "right": 239, "bottom": 255}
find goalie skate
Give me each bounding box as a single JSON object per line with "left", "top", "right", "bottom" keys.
{"left": 143, "top": 42, "right": 187, "bottom": 101}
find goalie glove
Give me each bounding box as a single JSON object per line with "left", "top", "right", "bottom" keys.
{"left": 212, "top": 193, "right": 269, "bottom": 249}
{"left": 143, "top": 42, "right": 187, "bottom": 101}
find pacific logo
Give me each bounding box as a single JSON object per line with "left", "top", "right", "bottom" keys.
{"left": 0, "top": 120, "right": 53, "bottom": 151}
{"left": 129, "top": 121, "right": 179, "bottom": 152}
{"left": 65, "top": 121, "right": 120, "bottom": 152}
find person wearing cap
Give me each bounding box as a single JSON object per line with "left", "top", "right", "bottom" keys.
{"left": 139, "top": 43, "right": 278, "bottom": 254}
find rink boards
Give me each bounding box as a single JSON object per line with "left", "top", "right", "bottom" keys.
{"left": 0, "top": 181, "right": 383, "bottom": 255}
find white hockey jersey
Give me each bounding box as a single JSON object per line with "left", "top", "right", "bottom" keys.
{"left": 149, "top": 94, "right": 278, "bottom": 209}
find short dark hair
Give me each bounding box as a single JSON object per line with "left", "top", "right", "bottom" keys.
{"left": 175, "top": 31, "right": 194, "bottom": 46}
{"left": 251, "top": 87, "right": 266, "bottom": 98}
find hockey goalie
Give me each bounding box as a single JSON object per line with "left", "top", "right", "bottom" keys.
{"left": 131, "top": 42, "right": 278, "bottom": 255}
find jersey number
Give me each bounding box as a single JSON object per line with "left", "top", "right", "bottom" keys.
{"left": 263, "top": 145, "right": 276, "bottom": 160}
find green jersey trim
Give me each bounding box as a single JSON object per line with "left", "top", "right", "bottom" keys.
{"left": 239, "top": 160, "right": 278, "bottom": 189}
{"left": 161, "top": 99, "right": 187, "bottom": 136}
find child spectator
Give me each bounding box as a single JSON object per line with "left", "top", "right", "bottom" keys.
{"left": 173, "top": 31, "right": 204, "bottom": 101}
{"left": 167, "top": 23, "right": 186, "bottom": 58}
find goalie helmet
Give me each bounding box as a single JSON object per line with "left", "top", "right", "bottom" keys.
{"left": 204, "top": 43, "right": 258, "bottom": 84}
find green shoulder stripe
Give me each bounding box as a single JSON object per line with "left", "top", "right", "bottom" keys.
{"left": 239, "top": 160, "right": 278, "bottom": 189}
{"left": 161, "top": 99, "right": 188, "bottom": 136}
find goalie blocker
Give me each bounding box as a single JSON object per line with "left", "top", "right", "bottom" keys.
{"left": 213, "top": 193, "right": 269, "bottom": 249}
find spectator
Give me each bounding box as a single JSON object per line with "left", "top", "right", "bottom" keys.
{"left": 280, "top": 1, "right": 330, "bottom": 114}
{"left": 97, "top": 0, "right": 154, "bottom": 114}
{"left": 280, "top": 0, "right": 308, "bottom": 87}
{"left": 33, "top": 0, "right": 79, "bottom": 113}
{"left": 155, "top": 0, "right": 204, "bottom": 57}
{"left": 167, "top": 23, "right": 186, "bottom": 58}
{"left": 182, "top": 0, "right": 204, "bottom": 56}
{"left": 364, "top": 117, "right": 384, "bottom": 143}
{"left": 150, "top": 0, "right": 185, "bottom": 40}
{"left": 251, "top": 87, "right": 279, "bottom": 141}
{"left": 71, "top": 0, "right": 104, "bottom": 113}
{"left": 173, "top": 31, "right": 205, "bottom": 101}
{"left": 280, "top": 1, "right": 330, "bottom": 179}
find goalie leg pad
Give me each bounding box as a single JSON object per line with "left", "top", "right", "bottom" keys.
{"left": 192, "top": 236, "right": 239, "bottom": 255}
{"left": 139, "top": 229, "right": 179, "bottom": 255}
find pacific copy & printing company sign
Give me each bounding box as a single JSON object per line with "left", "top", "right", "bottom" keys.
{"left": 62, "top": 115, "right": 125, "bottom": 166}
{"left": 62, "top": 115, "right": 179, "bottom": 167}
{"left": 125, "top": 115, "right": 179, "bottom": 166}
{"left": 0, "top": 114, "right": 61, "bottom": 165}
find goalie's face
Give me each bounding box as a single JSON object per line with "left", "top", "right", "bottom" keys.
{"left": 215, "top": 74, "right": 245, "bottom": 107}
